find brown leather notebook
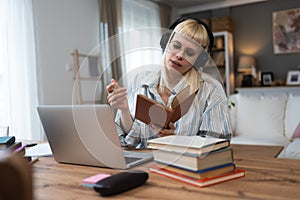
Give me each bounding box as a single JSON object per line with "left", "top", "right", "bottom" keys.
{"left": 135, "top": 86, "right": 198, "bottom": 128}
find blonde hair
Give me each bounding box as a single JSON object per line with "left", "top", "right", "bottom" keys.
{"left": 160, "top": 19, "right": 209, "bottom": 93}
{"left": 173, "top": 19, "right": 210, "bottom": 51}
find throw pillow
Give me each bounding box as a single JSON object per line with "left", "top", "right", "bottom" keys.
{"left": 285, "top": 94, "right": 300, "bottom": 139}
{"left": 292, "top": 122, "right": 300, "bottom": 139}
{"left": 284, "top": 138, "right": 300, "bottom": 159}
{"left": 228, "top": 94, "right": 238, "bottom": 134}
{"left": 235, "top": 94, "right": 287, "bottom": 139}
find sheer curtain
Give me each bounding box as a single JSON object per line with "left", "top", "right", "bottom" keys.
{"left": 0, "top": 0, "right": 41, "bottom": 140}
{"left": 120, "top": 0, "right": 163, "bottom": 86}
{"left": 98, "top": 0, "right": 164, "bottom": 89}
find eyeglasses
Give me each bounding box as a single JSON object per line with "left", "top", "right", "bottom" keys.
{"left": 167, "top": 40, "right": 198, "bottom": 58}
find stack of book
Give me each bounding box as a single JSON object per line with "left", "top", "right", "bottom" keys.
{"left": 147, "top": 135, "right": 245, "bottom": 187}
{"left": 0, "top": 136, "right": 23, "bottom": 155}
{"left": 0, "top": 136, "right": 38, "bottom": 163}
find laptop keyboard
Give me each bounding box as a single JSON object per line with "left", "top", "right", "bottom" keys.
{"left": 125, "top": 156, "right": 142, "bottom": 164}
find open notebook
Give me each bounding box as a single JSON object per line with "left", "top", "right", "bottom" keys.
{"left": 37, "top": 104, "right": 153, "bottom": 169}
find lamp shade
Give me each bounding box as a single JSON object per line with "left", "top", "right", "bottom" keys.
{"left": 238, "top": 56, "right": 256, "bottom": 73}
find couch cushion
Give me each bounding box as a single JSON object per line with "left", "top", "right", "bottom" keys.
{"left": 231, "top": 135, "right": 291, "bottom": 146}
{"left": 235, "top": 94, "right": 287, "bottom": 140}
{"left": 285, "top": 94, "right": 300, "bottom": 139}
{"left": 284, "top": 138, "right": 300, "bottom": 159}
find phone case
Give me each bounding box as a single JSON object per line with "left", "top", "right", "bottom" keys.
{"left": 93, "top": 171, "right": 148, "bottom": 196}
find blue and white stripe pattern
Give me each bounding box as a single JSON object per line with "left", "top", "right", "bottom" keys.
{"left": 115, "top": 69, "right": 232, "bottom": 149}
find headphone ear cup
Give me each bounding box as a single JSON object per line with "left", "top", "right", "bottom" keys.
{"left": 194, "top": 51, "right": 209, "bottom": 70}
{"left": 160, "top": 32, "right": 171, "bottom": 52}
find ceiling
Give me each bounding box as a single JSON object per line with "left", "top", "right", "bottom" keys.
{"left": 156, "top": 0, "right": 269, "bottom": 14}
{"left": 162, "top": 0, "right": 226, "bottom": 8}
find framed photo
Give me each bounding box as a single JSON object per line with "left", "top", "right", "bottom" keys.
{"left": 273, "top": 8, "right": 300, "bottom": 54}
{"left": 261, "top": 72, "right": 274, "bottom": 86}
{"left": 286, "top": 70, "right": 300, "bottom": 85}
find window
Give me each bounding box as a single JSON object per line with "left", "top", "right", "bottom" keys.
{"left": 0, "top": 57, "right": 7, "bottom": 129}
{"left": 0, "top": 0, "right": 41, "bottom": 140}
{"left": 120, "top": 0, "right": 163, "bottom": 85}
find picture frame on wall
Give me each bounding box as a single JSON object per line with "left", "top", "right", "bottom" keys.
{"left": 261, "top": 72, "right": 274, "bottom": 86}
{"left": 272, "top": 8, "right": 300, "bottom": 54}
{"left": 286, "top": 70, "right": 300, "bottom": 85}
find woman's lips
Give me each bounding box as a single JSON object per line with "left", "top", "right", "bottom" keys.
{"left": 169, "top": 59, "right": 182, "bottom": 68}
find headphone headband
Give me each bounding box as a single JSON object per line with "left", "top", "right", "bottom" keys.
{"left": 160, "top": 17, "right": 214, "bottom": 53}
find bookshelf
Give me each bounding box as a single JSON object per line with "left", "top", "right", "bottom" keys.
{"left": 211, "top": 31, "right": 234, "bottom": 95}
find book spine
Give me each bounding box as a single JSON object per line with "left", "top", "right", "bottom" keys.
{"left": 150, "top": 167, "right": 245, "bottom": 188}
{"left": 0, "top": 142, "right": 22, "bottom": 151}
{"left": 147, "top": 140, "right": 229, "bottom": 156}
{"left": 150, "top": 167, "right": 205, "bottom": 187}
{"left": 155, "top": 160, "right": 197, "bottom": 171}
{"left": 153, "top": 148, "right": 233, "bottom": 171}
{"left": 159, "top": 162, "right": 235, "bottom": 173}
{"left": 157, "top": 146, "right": 230, "bottom": 158}
{"left": 153, "top": 163, "right": 235, "bottom": 179}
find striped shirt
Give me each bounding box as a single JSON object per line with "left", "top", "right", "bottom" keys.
{"left": 115, "top": 69, "right": 232, "bottom": 149}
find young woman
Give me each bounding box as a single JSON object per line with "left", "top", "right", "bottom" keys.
{"left": 106, "top": 18, "right": 232, "bottom": 149}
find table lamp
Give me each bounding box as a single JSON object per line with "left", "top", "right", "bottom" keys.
{"left": 238, "top": 55, "right": 256, "bottom": 87}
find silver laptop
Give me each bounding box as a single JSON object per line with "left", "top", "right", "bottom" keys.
{"left": 37, "top": 104, "right": 153, "bottom": 169}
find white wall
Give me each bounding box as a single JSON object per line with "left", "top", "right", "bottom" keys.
{"left": 33, "top": 0, "right": 99, "bottom": 105}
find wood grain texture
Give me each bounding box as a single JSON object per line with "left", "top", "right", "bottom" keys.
{"left": 32, "top": 144, "right": 300, "bottom": 200}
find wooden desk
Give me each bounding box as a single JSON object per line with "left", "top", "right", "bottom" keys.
{"left": 32, "top": 144, "right": 300, "bottom": 200}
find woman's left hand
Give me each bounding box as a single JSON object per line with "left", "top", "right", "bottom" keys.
{"left": 151, "top": 122, "right": 176, "bottom": 137}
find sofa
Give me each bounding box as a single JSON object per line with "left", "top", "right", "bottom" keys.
{"left": 228, "top": 90, "right": 300, "bottom": 159}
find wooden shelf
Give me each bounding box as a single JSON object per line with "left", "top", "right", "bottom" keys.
{"left": 235, "top": 86, "right": 300, "bottom": 95}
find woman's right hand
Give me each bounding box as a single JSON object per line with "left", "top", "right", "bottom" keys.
{"left": 106, "top": 79, "right": 129, "bottom": 111}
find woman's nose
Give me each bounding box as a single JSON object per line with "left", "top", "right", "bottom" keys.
{"left": 175, "top": 49, "right": 184, "bottom": 59}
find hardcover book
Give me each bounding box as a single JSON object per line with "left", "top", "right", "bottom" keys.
{"left": 154, "top": 163, "right": 235, "bottom": 179}
{"left": 0, "top": 142, "right": 22, "bottom": 152}
{"left": 135, "top": 86, "right": 198, "bottom": 128}
{"left": 153, "top": 147, "right": 233, "bottom": 171}
{"left": 147, "top": 135, "right": 230, "bottom": 155}
{"left": 150, "top": 166, "right": 245, "bottom": 188}
{"left": 0, "top": 136, "right": 16, "bottom": 149}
